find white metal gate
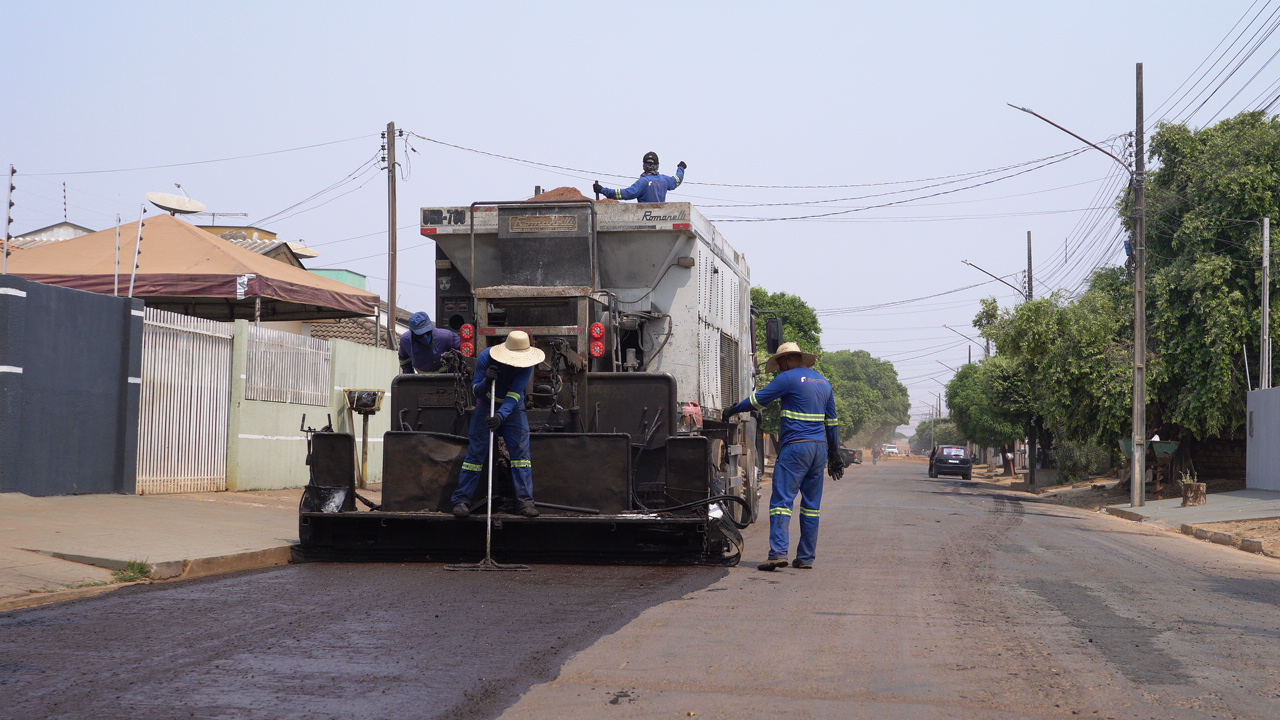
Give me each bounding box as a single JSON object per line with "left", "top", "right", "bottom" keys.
{"left": 136, "top": 308, "right": 234, "bottom": 494}
{"left": 245, "top": 324, "right": 331, "bottom": 406}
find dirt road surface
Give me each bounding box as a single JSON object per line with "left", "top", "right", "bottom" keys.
{"left": 4, "top": 461, "right": 1280, "bottom": 719}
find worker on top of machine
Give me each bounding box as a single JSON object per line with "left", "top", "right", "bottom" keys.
{"left": 452, "top": 331, "right": 546, "bottom": 519}
{"left": 398, "top": 311, "right": 461, "bottom": 375}
{"left": 593, "top": 152, "right": 686, "bottom": 202}
{"left": 722, "top": 342, "right": 844, "bottom": 571}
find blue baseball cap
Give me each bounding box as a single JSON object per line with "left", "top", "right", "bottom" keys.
{"left": 410, "top": 311, "right": 435, "bottom": 335}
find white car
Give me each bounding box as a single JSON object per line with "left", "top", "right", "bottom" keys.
{"left": 881, "top": 445, "right": 900, "bottom": 456}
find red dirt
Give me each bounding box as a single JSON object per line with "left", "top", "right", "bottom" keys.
{"left": 528, "top": 186, "right": 618, "bottom": 203}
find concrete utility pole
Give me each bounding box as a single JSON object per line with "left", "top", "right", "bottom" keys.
{"left": 1264, "top": 217, "right": 1271, "bottom": 389}
{"left": 1132, "top": 63, "right": 1147, "bottom": 508}
{"left": 1026, "top": 231, "right": 1034, "bottom": 301}
{"left": 385, "top": 122, "right": 399, "bottom": 350}
{"left": 1008, "top": 62, "right": 1147, "bottom": 506}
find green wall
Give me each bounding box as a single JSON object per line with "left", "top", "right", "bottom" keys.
{"left": 225, "top": 322, "right": 398, "bottom": 491}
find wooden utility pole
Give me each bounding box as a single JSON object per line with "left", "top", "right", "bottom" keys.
{"left": 385, "top": 122, "right": 399, "bottom": 350}
{"left": 1132, "top": 63, "right": 1148, "bottom": 508}
{"left": 1026, "top": 230, "right": 1033, "bottom": 301}
{"left": 3, "top": 165, "right": 14, "bottom": 275}
{"left": 1264, "top": 217, "right": 1271, "bottom": 389}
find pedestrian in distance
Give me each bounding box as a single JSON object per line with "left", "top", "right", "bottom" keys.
{"left": 451, "top": 331, "right": 545, "bottom": 519}
{"left": 398, "top": 311, "right": 461, "bottom": 375}
{"left": 594, "top": 152, "right": 686, "bottom": 202}
{"left": 722, "top": 342, "right": 843, "bottom": 571}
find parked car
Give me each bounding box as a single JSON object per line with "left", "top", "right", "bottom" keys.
{"left": 928, "top": 445, "right": 972, "bottom": 480}
{"left": 837, "top": 447, "right": 862, "bottom": 466}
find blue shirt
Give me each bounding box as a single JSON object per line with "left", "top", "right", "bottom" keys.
{"left": 471, "top": 348, "right": 534, "bottom": 421}
{"left": 601, "top": 168, "right": 685, "bottom": 202}
{"left": 728, "top": 367, "right": 840, "bottom": 446}
{"left": 398, "top": 328, "right": 461, "bottom": 373}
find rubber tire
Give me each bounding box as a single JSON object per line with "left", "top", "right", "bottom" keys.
{"left": 928, "top": 466, "right": 937, "bottom": 478}
{"left": 963, "top": 473, "right": 972, "bottom": 481}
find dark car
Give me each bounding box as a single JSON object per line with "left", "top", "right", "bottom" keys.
{"left": 838, "top": 447, "right": 862, "bottom": 466}
{"left": 928, "top": 445, "right": 972, "bottom": 480}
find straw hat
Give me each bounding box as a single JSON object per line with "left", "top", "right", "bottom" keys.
{"left": 765, "top": 341, "right": 818, "bottom": 373}
{"left": 490, "top": 330, "right": 545, "bottom": 368}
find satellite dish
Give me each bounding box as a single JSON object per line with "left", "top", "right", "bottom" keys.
{"left": 145, "top": 191, "right": 206, "bottom": 215}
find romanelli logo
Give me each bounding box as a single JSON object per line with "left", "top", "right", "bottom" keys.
{"left": 509, "top": 215, "right": 579, "bottom": 233}
{"left": 642, "top": 211, "right": 685, "bottom": 222}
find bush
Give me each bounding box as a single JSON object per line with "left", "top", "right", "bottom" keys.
{"left": 1055, "top": 441, "right": 1110, "bottom": 484}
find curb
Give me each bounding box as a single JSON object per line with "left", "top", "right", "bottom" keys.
{"left": 1178, "top": 523, "right": 1278, "bottom": 555}
{"left": 1104, "top": 507, "right": 1146, "bottom": 522}
{"left": 0, "top": 581, "right": 146, "bottom": 614}
{"left": 1, "top": 545, "right": 294, "bottom": 613}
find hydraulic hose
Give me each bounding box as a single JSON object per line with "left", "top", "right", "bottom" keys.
{"left": 655, "top": 494, "right": 754, "bottom": 529}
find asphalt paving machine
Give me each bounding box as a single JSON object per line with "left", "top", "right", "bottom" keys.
{"left": 297, "top": 197, "right": 763, "bottom": 565}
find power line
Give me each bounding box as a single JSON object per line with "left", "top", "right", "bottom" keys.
{"left": 23, "top": 134, "right": 376, "bottom": 177}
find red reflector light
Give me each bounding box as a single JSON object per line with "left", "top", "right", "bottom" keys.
{"left": 460, "top": 341, "right": 475, "bottom": 357}
{"left": 673, "top": 223, "right": 691, "bottom": 230}
{"left": 460, "top": 324, "right": 475, "bottom": 340}
{"left": 590, "top": 341, "right": 605, "bottom": 357}
{"left": 420, "top": 227, "right": 438, "bottom": 235}
{"left": 590, "top": 322, "right": 605, "bottom": 339}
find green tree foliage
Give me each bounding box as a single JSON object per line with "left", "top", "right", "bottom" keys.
{"left": 1137, "top": 112, "right": 1280, "bottom": 439}
{"left": 745, "top": 287, "right": 908, "bottom": 443}
{"left": 945, "top": 361, "right": 1023, "bottom": 448}
{"left": 909, "top": 418, "right": 963, "bottom": 451}
{"left": 820, "top": 350, "right": 911, "bottom": 442}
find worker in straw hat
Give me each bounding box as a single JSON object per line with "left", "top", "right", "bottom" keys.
{"left": 451, "top": 331, "right": 546, "bottom": 519}
{"left": 722, "top": 342, "right": 844, "bottom": 571}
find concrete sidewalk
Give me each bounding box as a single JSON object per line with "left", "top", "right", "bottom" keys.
{"left": 1105, "top": 488, "right": 1280, "bottom": 527}
{"left": 0, "top": 487, "right": 337, "bottom": 611}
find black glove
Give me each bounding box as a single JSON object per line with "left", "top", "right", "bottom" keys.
{"left": 677, "top": 161, "right": 687, "bottom": 170}
{"left": 828, "top": 452, "right": 845, "bottom": 480}
{"left": 486, "top": 414, "right": 502, "bottom": 431}
{"left": 721, "top": 408, "right": 734, "bottom": 423}
{"left": 485, "top": 365, "right": 500, "bottom": 382}
{"left": 593, "top": 181, "right": 604, "bottom": 196}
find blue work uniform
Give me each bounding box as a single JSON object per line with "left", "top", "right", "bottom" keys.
{"left": 451, "top": 348, "right": 536, "bottom": 507}
{"left": 599, "top": 167, "right": 685, "bottom": 202}
{"left": 398, "top": 328, "right": 461, "bottom": 374}
{"left": 726, "top": 367, "right": 839, "bottom": 564}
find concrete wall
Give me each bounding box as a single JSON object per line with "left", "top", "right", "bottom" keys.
{"left": 225, "top": 322, "right": 398, "bottom": 491}
{"left": 0, "top": 276, "right": 143, "bottom": 496}
{"left": 1247, "top": 389, "right": 1280, "bottom": 490}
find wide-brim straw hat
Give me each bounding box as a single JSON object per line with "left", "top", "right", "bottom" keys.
{"left": 765, "top": 341, "right": 818, "bottom": 373}
{"left": 490, "top": 330, "right": 546, "bottom": 368}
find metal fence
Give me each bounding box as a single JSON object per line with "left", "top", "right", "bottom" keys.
{"left": 245, "top": 324, "right": 332, "bottom": 406}
{"left": 137, "top": 308, "right": 234, "bottom": 494}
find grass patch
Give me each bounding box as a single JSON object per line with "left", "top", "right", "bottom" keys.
{"left": 112, "top": 560, "right": 151, "bottom": 583}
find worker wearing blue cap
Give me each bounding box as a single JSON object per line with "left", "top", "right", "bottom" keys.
{"left": 398, "top": 311, "right": 461, "bottom": 374}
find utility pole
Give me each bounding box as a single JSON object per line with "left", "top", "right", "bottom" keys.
{"left": 1132, "top": 63, "right": 1148, "bottom": 508}
{"left": 3, "top": 165, "right": 14, "bottom": 275}
{"left": 1264, "top": 217, "right": 1271, "bottom": 389}
{"left": 1026, "top": 230, "right": 1034, "bottom": 301}
{"left": 385, "top": 122, "right": 399, "bottom": 350}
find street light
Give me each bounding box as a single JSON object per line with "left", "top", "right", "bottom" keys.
{"left": 961, "top": 260, "right": 1030, "bottom": 302}
{"left": 944, "top": 324, "right": 989, "bottom": 360}
{"left": 1010, "top": 63, "right": 1147, "bottom": 508}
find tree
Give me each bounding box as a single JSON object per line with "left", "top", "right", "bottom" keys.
{"left": 747, "top": 287, "right": 824, "bottom": 435}
{"left": 820, "top": 349, "right": 910, "bottom": 442}
{"left": 1136, "top": 112, "right": 1280, "bottom": 439}
{"left": 909, "top": 418, "right": 963, "bottom": 451}
{"left": 946, "top": 361, "right": 1023, "bottom": 449}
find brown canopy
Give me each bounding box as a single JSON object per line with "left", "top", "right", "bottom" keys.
{"left": 5, "top": 214, "right": 379, "bottom": 321}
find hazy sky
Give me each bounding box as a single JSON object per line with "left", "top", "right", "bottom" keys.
{"left": 4, "top": 1, "right": 1275, "bottom": 431}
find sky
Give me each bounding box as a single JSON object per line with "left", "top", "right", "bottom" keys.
{"left": 5, "top": 1, "right": 1279, "bottom": 433}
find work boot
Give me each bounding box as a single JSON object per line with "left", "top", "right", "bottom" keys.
{"left": 517, "top": 500, "right": 539, "bottom": 518}
{"left": 757, "top": 558, "right": 789, "bottom": 571}
{"left": 793, "top": 559, "right": 813, "bottom": 569}
{"left": 451, "top": 503, "right": 470, "bottom": 518}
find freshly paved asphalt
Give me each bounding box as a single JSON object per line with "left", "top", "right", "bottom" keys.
{"left": 4, "top": 460, "right": 1280, "bottom": 719}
